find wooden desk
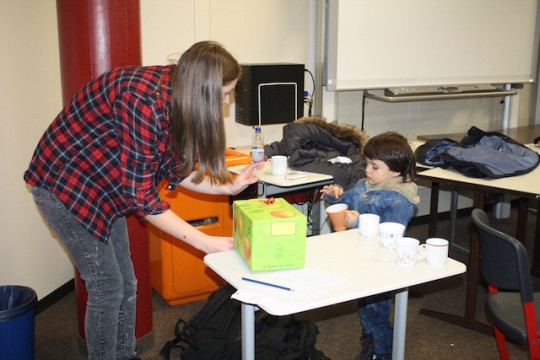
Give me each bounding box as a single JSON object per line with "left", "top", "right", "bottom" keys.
{"left": 205, "top": 230, "right": 466, "bottom": 360}
{"left": 415, "top": 134, "right": 540, "bottom": 335}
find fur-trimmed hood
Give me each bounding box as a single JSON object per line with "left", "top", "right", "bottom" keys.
{"left": 364, "top": 177, "right": 420, "bottom": 204}
{"left": 296, "top": 116, "right": 368, "bottom": 152}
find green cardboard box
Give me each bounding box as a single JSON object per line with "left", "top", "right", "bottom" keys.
{"left": 233, "top": 198, "right": 307, "bottom": 271}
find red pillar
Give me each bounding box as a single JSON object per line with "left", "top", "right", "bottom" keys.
{"left": 56, "top": 0, "right": 152, "bottom": 340}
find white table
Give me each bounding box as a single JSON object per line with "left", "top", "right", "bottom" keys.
{"left": 416, "top": 144, "right": 540, "bottom": 334}
{"left": 229, "top": 164, "right": 334, "bottom": 197}
{"left": 418, "top": 145, "right": 540, "bottom": 198}
{"left": 204, "top": 229, "right": 466, "bottom": 360}
{"left": 418, "top": 145, "right": 540, "bottom": 252}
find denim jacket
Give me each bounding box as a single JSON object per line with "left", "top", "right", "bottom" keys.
{"left": 325, "top": 177, "right": 420, "bottom": 228}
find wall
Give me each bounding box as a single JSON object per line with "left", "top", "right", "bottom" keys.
{"left": 140, "top": 0, "right": 314, "bottom": 147}
{"left": 0, "top": 1, "right": 73, "bottom": 298}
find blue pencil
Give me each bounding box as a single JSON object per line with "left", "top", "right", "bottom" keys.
{"left": 241, "top": 277, "right": 293, "bottom": 291}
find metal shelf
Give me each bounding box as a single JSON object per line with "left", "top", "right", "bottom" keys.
{"left": 365, "top": 89, "right": 517, "bottom": 103}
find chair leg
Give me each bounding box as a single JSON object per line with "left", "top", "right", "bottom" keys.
{"left": 531, "top": 341, "right": 540, "bottom": 360}
{"left": 523, "top": 302, "right": 540, "bottom": 359}
{"left": 527, "top": 336, "right": 540, "bottom": 359}
{"left": 493, "top": 326, "right": 510, "bottom": 360}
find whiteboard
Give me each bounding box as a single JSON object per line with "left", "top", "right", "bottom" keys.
{"left": 325, "top": 0, "right": 540, "bottom": 90}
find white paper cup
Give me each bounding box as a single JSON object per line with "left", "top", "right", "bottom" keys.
{"left": 359, "top": 214, "right": 380, "bottom": 238}
{"left": 271, "top": 155, "right": 287, "bottom": 175}
{"left": 378, "top": 222, "right": 405, "bottom": 249}
{"left": 424, "top": 238, "right": 449, "bottom": 266}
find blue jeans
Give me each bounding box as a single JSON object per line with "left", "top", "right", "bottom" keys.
{"left": 32, "top": 187, "right": 137, "bottom": 360}
{"left": 358, "top": 293, "right": 393, "bottom": 358}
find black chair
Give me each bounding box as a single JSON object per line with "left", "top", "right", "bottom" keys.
{"left": 471, "top": 208, "right": 540, "bottom": 359}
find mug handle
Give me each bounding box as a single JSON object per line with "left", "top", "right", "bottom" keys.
{"left": 418, "top": 244, "right": 427, "bottom": 260}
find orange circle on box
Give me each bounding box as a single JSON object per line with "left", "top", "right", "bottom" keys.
{"left": 270, "top": 210, "right": 295, "bottom": 218}
{"left": 243, "top": 235, "right": 251, "bottom": 260}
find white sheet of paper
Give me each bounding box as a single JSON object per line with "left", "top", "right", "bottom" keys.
{"left": 231, "top": 268, "right": 347, "bottom": 315}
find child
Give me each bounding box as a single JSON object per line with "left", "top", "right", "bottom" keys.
{"left": 320, "top": 131, "right": 419, "bottom": 360}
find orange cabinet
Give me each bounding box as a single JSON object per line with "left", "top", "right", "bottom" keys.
{"left": 148, "top": 149, "right": 251, "bottom": 305}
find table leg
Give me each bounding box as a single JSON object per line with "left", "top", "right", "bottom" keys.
{"left": 257, "top": 182, "right": 267, "bottom": 197}
{"left": 428, "top": 182, "right": 440, "bottom": 237}
{"left": 464, "top": 192, "right": 483, "bottom": 320}
{"left": 392, "top": 289, "right": 408, "bottom": 360}
{"left": 532, "top": 200, "right": 540, "bottom": 276}
{"left": 449, "top": 189, "right": 457, "bottom": 244}
{"left": 241, "top": 303, "right": 256, "bottom": 360}
{"left": 311, "top": 197, "right": 322, "bottom": 236}
{"left": 516, "top": 197, "right": 528, "bottom": 245}
{"left": 448, "top": 189, "right": 470, "bottom": 255}
{"left": 419, "top": 191, "right": 493, "bottom": 336}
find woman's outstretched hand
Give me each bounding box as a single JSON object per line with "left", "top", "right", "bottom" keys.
{"left": 230, "top": 161, "right": 265, "bottom": 195}
{"left": 201, "top": 235, "right": 235, "bottom": 254}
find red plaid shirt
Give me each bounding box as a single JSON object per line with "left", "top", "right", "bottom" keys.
{"left": 24, "top": 66, "right": 182, "bottom": 242}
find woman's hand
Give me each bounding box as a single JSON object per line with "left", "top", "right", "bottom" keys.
{"left": 230, "top": 161, "right": 265, "bottom": 195}
{"left": 344, "top": 210, "right": 359, "bottom": 229}
{"left": 320, "top": 184, "right": 344, "bottom": 199}
{"left": 146, "top": 210, "right": 234, "bottom": 254}
{"left": 180, "top": 161, "right": 264, "bottom": 195}
{"left": 199, "top": 236, "right": 234, "bottom": 254}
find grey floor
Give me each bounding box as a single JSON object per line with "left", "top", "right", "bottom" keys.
{"left": 34, "top": 202, "right": 538, "bottom": 360}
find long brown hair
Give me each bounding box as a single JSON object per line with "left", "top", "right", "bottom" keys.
{"left": 169, "top": 41, "right": 240, "bottom": 184}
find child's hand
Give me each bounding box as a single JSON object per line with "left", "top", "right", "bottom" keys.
{"left": 320, "top": 184, "right": 343, "bottom": 199}
{"left": 345, "top": 210, "right": 359, "bottom": 229}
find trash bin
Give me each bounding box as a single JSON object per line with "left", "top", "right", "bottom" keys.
{"left": 0, "top": 285, "right": 37, "bottom": 360}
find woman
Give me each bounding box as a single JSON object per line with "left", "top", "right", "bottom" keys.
{"left": 24, "top": 41, "right": 261, "bottom": 360}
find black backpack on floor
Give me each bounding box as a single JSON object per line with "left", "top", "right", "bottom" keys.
{"left": 160, "top": 283, "right": 329, "bottom": 360}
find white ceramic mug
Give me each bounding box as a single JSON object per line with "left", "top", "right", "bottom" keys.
{"left": 271, "top": 155, "right": 287, "bottom": 175}
{"left": 394, "top": 237, "right": 425, "bottom": 267}
{"left": 359, "top": 213, "right": 380, "bottom": 238}
{"left": 378, "top": 222, "right": 405, "bottom": 248}
{"left": 421, "top": 238, "right": 449, "bottom": 266}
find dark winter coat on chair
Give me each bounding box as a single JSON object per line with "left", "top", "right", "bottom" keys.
{"left": 264, "top": 116, "right": 368, "bottom": 190}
